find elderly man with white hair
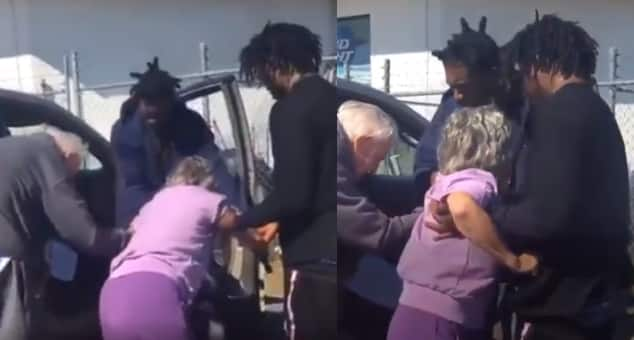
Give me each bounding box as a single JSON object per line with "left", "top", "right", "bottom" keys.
{"left": 0, "top": 127, "right": 127, "bottom": 340}
{"left": 337, "top": 100, "right": 420, "bottom": 276}
{"left": 337, "top": 100, "right": 422, "bottom": 340}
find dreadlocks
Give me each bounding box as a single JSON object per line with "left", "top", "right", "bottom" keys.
{"left": 506, "top": 13, "right": 598, "bottom": 80}
{"left": 432, "top": 17, "right": 500, "bottom": 75}
{"left": 130, "top": 57, "right": 181, "bottom": 100}
{"left": 239, "top": 22, "right": 322, "bottom": 85}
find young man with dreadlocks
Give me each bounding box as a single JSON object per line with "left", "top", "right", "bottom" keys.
{"left": 432, "top": 14, "right": 632, "bottom": 340}
{"left": 235, "top": 23, "right": 337, "bottom": 340}
{"left": 413, "top": 17, "right": 504, "bottom": 202}
{"left": 111, "top": 58, "right": 242, "bottom": 228}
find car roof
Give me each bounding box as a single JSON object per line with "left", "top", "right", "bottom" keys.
{"left": 336, "top": 79, "right": 428, "bottom": 140}
{"left": 0, "top": 88, "right": 114, "bottom": 173}
{"left": 177, "top": 73, "right": 237, "bottom": 101}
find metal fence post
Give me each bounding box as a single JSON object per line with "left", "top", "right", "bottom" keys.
{"left": 199, "top": 42, "right": 211, "bottom": 123}
{"left": 63, "top": 54, "right": 71, "bottom": 111}
{"left": 70, "top": 51, "right": 83, "bottom": 120}
{"left": 608, "top": 47, "right": 619, "bottom": 113}
{"left": 384, "top": 59, "right": 391, "bottom": 93}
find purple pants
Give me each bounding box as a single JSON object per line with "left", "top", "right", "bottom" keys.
{"left": 387, "top": 304, "right": 490, "bottom": 340}
{"left": 99, "top": 272, "right": 191, "bottom": 340}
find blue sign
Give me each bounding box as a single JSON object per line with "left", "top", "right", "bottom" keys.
{"left": 337, "top": 15, "right": 371, "bottom": 84}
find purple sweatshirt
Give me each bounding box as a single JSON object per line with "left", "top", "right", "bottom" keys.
{"left": 397, "top": 168, "right": 499, "bottom": 330}
{"left": 109, "top": 185, "right": 227, "bottom": 303}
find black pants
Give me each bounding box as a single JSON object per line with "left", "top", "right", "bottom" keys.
{"left": 338, "top": 288, "right": 394, "bottom": 340}
{"left": 285, "top": 267, "right": 336, "bottom": 340}
{"left": 523, "top": 317, "right": 634, "bottom": 340}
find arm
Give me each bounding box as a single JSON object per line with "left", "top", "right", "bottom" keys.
{"left": 446, "top": 192, "right": 528, "bottom": 271}
{"left": 43, "top": 177, "right": 125, "bottom": 257}
{"left": 338, "top": 172, "right": 421, "bottom": 262}
{"left": 361, "top": 174, "right": 419, "bottom": 216}
{"left": 235, "top": 103, "right": 316, "bottom": 230}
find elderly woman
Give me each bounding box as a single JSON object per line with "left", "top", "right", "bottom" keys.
{"left": 390, "top": 105, "right": 537, "bottom": 340}
{"left": 0, "top": 127, "right": 127, "bottom": 340}
{"left": 337, "top": 100, "right": 422, "bottom": 340}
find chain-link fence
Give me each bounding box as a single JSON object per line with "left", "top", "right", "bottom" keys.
{"left": 600, "top": 47, "right": 634, "bottom": 228}
{"left": 600, "top": 79, "right": 634, "bottom": 227}
{"left": 341, "top": 48, "right": 634, "bottom": 230}
{"left": 26, "top": 43, "right": 335, "bottom": 165}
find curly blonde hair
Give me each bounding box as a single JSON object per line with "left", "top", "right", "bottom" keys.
{"left": 166, "top": 156, "right": 215, "bottom": 190}
{"left": 438, "top": 104, "right": 512, "bottom": 175}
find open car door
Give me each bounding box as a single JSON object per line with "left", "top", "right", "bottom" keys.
{"left": 178, "top": 74, "right": 266, "bottom": 299}
{"left": 179, "top": 75, "right": 282, "bottom": 339}
{"left": 0, "top": 76, "right": 273, "bottom": 340}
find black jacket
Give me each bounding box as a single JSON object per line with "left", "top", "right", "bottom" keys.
{"left": 493, "top": 84, "right": 632, "bottom": 324}
{"left": 237, "top": 76, "right": 337, "bottom": 268}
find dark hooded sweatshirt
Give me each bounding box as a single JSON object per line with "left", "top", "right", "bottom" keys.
{"left": 492, "top": 83, "right": 632, "bottom": 325}
{"left": 111, "top": 102, "right": 242, "bottom": 228}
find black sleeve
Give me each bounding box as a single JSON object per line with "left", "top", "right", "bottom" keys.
{"left": 42, "top": 177, "right": 124, "bottom": 257}
{"left": 492, "top": 103, "right": 586, "bottom": 250}
{"left": 337, "top": 174, "right": 421, "bottom": 261}
{"left": 361, "top": 174, "right": 419, "bottom": 216}
{"left": 236, "top": 103, "right": 315, "bottom": 229}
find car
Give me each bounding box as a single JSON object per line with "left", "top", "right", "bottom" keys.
{"left": 1, "top": 74, "right": 275, "bottom": 340}
{"left": 0, "top": 74, "right": 428, "bottom": 340}
{"left": 336, "top": 78, "right": 429, "bottom": 340}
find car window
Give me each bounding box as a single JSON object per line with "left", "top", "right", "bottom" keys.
{"left": 9, "top": 124, "right": 103, "bottom": 170}
{"left": 376, "top": 130, "right": 418, "bottom": 176}
{"left": 185, "top": 90, "right": 241, "bottom": 176}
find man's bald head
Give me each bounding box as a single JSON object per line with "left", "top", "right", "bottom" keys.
{"left": 338, "top": 100, "right": 394, "bottom": 176}
{"left": 44, "top": 126, "right": 87, "bottom": 175}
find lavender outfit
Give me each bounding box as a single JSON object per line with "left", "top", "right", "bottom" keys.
{"left": 389, "top": 169, "right": 499, "bottom": 340}
{"left": 100, "top": 185, "right": 227, "bottom": 340}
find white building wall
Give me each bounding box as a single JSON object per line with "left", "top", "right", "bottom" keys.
{"left": 338, "top": 0, "right": 634, "bottom": 165}
{"left": 338, "top": 0, "right": 634, "bottom": 81}
{"left": 0, "top": 0, "right": 335, "bottom": 142}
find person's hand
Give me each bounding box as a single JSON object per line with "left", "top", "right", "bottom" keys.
{"left": 255, "top": 222, "right": 279, "bottom": 244}
{"left": 236, "top": 231, "right": 268, "bottom": 254}
{"left": 218, "top": 208, "right": 239, "bottom": 231}
{"left": 427, "top": 199, "right": 457, "bottom": 239}
{"left": 511, "top": 253, "right": 539, "bottom": 275}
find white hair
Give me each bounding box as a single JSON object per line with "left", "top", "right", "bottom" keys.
{"left": 43, "top": 125, "right": 88, "bottom": 157}
{"left": 438, "top": 104, "right": 512, "bottom": 175}
{"left": 166, "top": 156, "right": 215, "bottom": 190}
{"left": 337, "top": 100, "right": 394, "bottom": 143}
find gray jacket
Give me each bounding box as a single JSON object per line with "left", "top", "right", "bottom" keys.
{"left": 337, "top": 123, "right": 420, "bottom": 279}
{"left": 0, "top": 133, "right": 124, "bottom": 259}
